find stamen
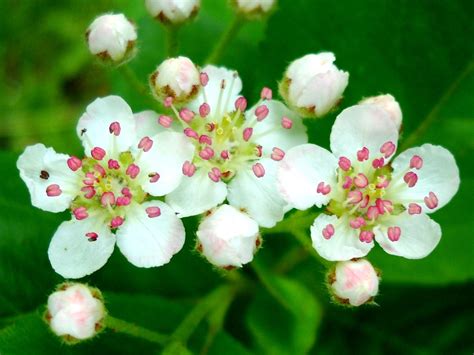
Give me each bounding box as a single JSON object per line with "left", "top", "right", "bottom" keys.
{"left": 376, "top": 175, "right": 389, "bottom": 189}
{"left": 81, "top": 186, "right": 96, "bottom": 199}
{"left": 199, "top": 147, "right": 215, "bottom": 160}
{"left": 110, "top": 216, "right": 124, "bottom": 228}
{"left": 359, "top": 230, "right": 374, "bottom": 243}
{"left": 387, "top": 226, "right": 401, "bottom": 241}
{"left": 108, "top": 159, "right": 120, "bottom": 170}
{"left": 372, "top": 157, "right": 384, "bottom": 169}
{"left": 255, "top": 145, "right": 263, "bottom": 157}
{"left": 146, "top": 206, "right": 161, "bottom": 218}
{"left": 86, "top": 232, "right": 98, "bottom": 242}
{"left": 375, "top": 198, "right": 393, "bottom": 214}
{"left": 316, "top": 181, "right": 331, "bottom": 195}
{"left": 366, "top": 206, "right": 379, "bottom": 220}
{"left": 255, "top": 105, "right": 269, "bottom": 121}
{"left": 126, "top": 164, "right": 140, "bottom": 179}
{"left": 94, "top": 164, "right": 106, "bottom": 177}
{"left": 199, "top": 103, "right": 210, "bottom": 117}
{"left": 182, "top": 161, "right": 196, "bottom": 177}
{"left": 109, "top": 121, "right": 121, "bottom": 136}
{"left": 121, "top": 187, "right": 132, "bottom": 197}
{"left": 342, "top": 176, "right": 352, "bottom": 189}
{"left": 46, "top": 184, "right": 62, "bottom": 197}
{"left": 424, "top": 192, "right": 438, "bottom": 209}
{"left": 73, "top": 206, "right": 88, "bottom": 220}
{"left": 243, "top": 127, "right": 253, "bottom": 142}
{"left": 91, "top": 147, "right": 106, "bottom": 161}
{"left": 40, "top": 170, "right": 50, "bottom": 180}
{"left": 179, "top": 108, "right": 195, "bottom": 123}
{"left": 235, "top": 97, "right": 247, "bottom": 111}
{"left": 322, "top": 224, "right": 335, "bottom": 239}
{"left": 199, "top": 135, "right": 212, "bottom": 145}
{"left": 138, "top": 136, "right": 153, "bottom": 152}
{"left": 350, "top": 217, "right": 366, "bottom": 229}
{"left": 116, "top": 196, "right": 131, "bottom": 206}
{"left": 353, "top": 173, "right": 369, "bottom": 188}
{"left": 403, "top": 172, "right": 418, "bottom": 187}
{"left": 357, "top": 147, "right": 369, "bottom": 162}
{"left": 252, "top": 163, "right": 265, "bottom": 178}
{"left": 271, "top": 147, "right": 285, "bottom": 161}
{"left": 281, "top": 116, "right": 293, "bottom": 129}
{"left": 67, "top": 156, "right": 82, "bottom": 171}
{"left": 208, "top": 167, "right": 222, "bottom": 182}
{"left": 408, "top": 203, "right": 422, "bottom": 215}
{"left": 184, "top": 128, "right": 199, "bottom": 139}
{"left": 359, "top": 195, "right": 370, "bottom": 209}
{"left": 260, "top": 87, "right": 273, "bottom": 100}
{"left": 149, "top": 172, "right": 160, "bottom": 183}
{"left": 220, "top": 150, "right": 229, "bottom": 160}
{"left": 206, "top": 122, "right": 216, "bottom": 132}
{"left": 101, "top": 191, "right": 116, "bottom": 207}
{"left": 163, "top": 96, "right": 173, "bottom": 108}
{"left": 215, "top": 79, "right": 226, "bottom": 118}
{"left": 338, "top": 156, "right": 351, "bottom": 171}
{"left": 83, "top": 172, "right": 96, "bottom": 185}
{"left": 158, "top": 115, "right": 173, "bottom": 128}
{"left": 410, "top": 155, "right": 423, "bottom": 169}
{"left": 380, "top": 141, "right": 396, "bottom": 158}
{"left": 200, "top": 72, "right": 209, "bottom": 86}
{"left": 347, "top": 190, "right": 363, "bottom": 204}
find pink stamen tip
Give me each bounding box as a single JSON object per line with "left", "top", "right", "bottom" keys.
{"left": 342, "top": 176, "right": 353, "bottom": 189}
{"left": 376, "top": 176, "right": 390, "bottom": 189}
{"left": 199, "top": 147, "right": 215, "bottom": 160}
{"left": 366, "top": 206, "right": 379, "bottom": 220}
{"left": 86, "top": 232, "right": 98, "bottom": 241}
{"left": 83, "top": 173, "right": 96, "bottom": 186}
{"left": 403, "top": 172, "right": 418, "bottom": 188}
{"left": 94, "top": 163, "right": 106, "bottom": 177}
{"left": 146, "top": 206, "right": 161, "bottom": 218}
{"left": 357, "top": 147, "right": 369, "bottom": 162}
{"left": 255, "top": 145, "right": 263, "bottom": 157}
{"left": 149, "top": 172, "right": 160, "bottom": 183}
{"left": 359, "top": 195, "right": 370, "bottom": 209}
{"left": 110, "top": 216, "right": 124, "bottom": 228}
{"left": 101, "top": 191, "right": 116, "bottom": 207}
{"left": 199, "top": 103, "right": 211, "bottom": 117}
{"left": 260, "top": 87, "right": 272, "bottom": 100}
{"left": 121, "top": 187, "right": 132, "bottom": 197}
{"left": 46, "top": 184, "right": 62, "bottom": 197}
{"left": 350, "top": 217, "right": 366, "bottom": 229}
{"left": 109, "top": 121, "right": 121, "bottom": 136}
{"left": 73, "top": 206, "right": 88, "bottom": 220}
{"left": 372, "top": 157, "right": 385, "bottom": 169}
{"left": 158, "top": 115, "right": 173, "bottom": 128}
{"left": 281, "top": 116, "right": 293, "bottom": 129}
{"left": 408, "top": 203, "right": 422, "bottom": 215}
{"left": 347, "top": 190, "right": 363, "bottom": 204}
{"left": 316, "top": 181, "right": 331, "bottom": 195}
{"left": 271, "top": 147, "right": 285, "bottom": 161}
{"left": 91, "top": 147, "right": 106, "bottom": 161}
{"left": 410, "top": 155, "right": 423, "bottom": 170}
{"left": 380, "top": 141, "right": 396, "bottom": 158}
{"left": 424, "top": 192, "right": 438, "bottom": 209}
{"left": 116, "top": 196, "right": 131, "bottom": 206}
{"left": 338, "top": 156, "right": 351, "bottom": 171}
{"left": 220, "top": 150, "right": 229, "bottom": 160}
{"left": 199, "top": 135, "right": 212, "bottom": 145}
{"left": 359, "top": 230, "right": 374, "bottom": 243}
{"left": 67, "top": 156, "right": 82, "bottom": 171}
{"left": 164, "top": 96, "right": 173, "bottom": 108}
{"left": 108, "top": 159, "right": 120, "bottom": 170}
{"left": 234, "top": 96, "right": 248, "bottom": 111}
{"left": 182, "top": 161, "right": 196, "bottom": 177}
{"left": 354, "top": 173, "right": 369, "bottom": 188}
{"left": 138, "top": 136, "right": 154, "bottom": 152}
{"left": 184, "top": 127, "right": 199, "bottom": 139}
{"left": 179, "top": 108, "right": 195, "bottom": 123}
{"left": 208, "top": 167, "right": 222, "bottom": 182}
{"left": 126, "top": 164, "right": 140, "bottom": 179}
{"left": 243, "top": 127, "right": 253, "bottom": 142}
{"left": 206, "top": 122, "right": 216, "bottom": 132}
{"left": 322, "top": 224, "right": 335, "bottom": 240}
{"left": 388, "top": 226, "right": 401, "bottom": 242}
{"left": 376, "top": 198, "right": 393, "bottom": 214}
{"left": 81, "top": 186, "right": 96, "bottom": 199}
{"left": 252, "top": 163, "right": 265, "bottom": 178}
{"left": 255, "top": 105, "right": 269, "bottom": 121}
{"left": 200, "top": 72, "right": 209, "bottom": 86}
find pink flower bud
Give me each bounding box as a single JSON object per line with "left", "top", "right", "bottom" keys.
{"left": 234, "top": 0, "right": 276, "bottom": 17}
{"left": 359, "top": 94, "right": 402, "bottom": 131}
{"left": 145, "top": 0, "right": 200, "bottom": 24}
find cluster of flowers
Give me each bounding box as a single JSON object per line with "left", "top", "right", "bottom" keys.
{"left": 19, "top": 0, "right": 460, "bottom": 327}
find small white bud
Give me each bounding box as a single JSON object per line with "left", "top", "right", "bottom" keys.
{"left": 145, "top": 0, "right": 200, "bottom": 25}
{"left": 328, "top": 259, "right": 379, "bottom": 307}
{"left": 233, "top": 0, "right": 276, "bottom": 17}
{"left": 150, "top": 56, "right": 201, "bottom": 104}
{"left": 86, "top": 13, "right": 137, "bottom": 64}
{"left": 280, "top": 52, "right": 349, "bottom": 118}
{"left": 46, "top": 283, "right": 105, "bottom": 342}
{"left": 359, "top": 94, "right": 403, "bottom": 131}
{"left": 196, "top": 204, "right": 261, "bottom": 269}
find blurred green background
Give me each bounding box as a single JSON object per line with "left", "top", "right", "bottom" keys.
{"left": 0, "top": 0, "right": 473, "bottom": 354}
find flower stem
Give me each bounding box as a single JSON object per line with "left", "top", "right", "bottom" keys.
{"left": 206, "top": 16, "right": 244, "bottom": 64}
{"left": 105, "top": 315, "right": 168, "bottom": 345}
{"left": 165, "top": 26, "right": 180, "bottom": 57}
{"left": 118, "top": 65, "right": 149, "bottom": 97}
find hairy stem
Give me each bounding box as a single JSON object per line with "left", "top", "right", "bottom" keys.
{"left": 206, "top": 16, "right": 244, "bottom": 64}
{"left": 105, "top": 315, "right": 168, "bottom": 345}
{"left": 165, "top": 26, "right": 180, "bottom": 57}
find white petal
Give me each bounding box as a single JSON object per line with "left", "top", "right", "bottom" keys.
{"left": 134, "top": 131, "right": 195, "bottom": 196}
{"left": 310, "top": 214, "right": 374, "bottom": 261}
{"left": 48, "top": 217, "right": 116, "bottom": 278}
{"left": 188, "top": 65, "right": 242, "bottom": 117}
{"left": 76, "top": 96, "right": 136, "bottom": 157}
{"left": 165, "top": 168, "right": 227, "bottom": 217}
{"left": 374, "top": 212, "right": 441, "bottom": 259}
{"left": 388, "top": 144, "right": 460, "bottom": 213}
{"left": 134, "top": 110, "right": 179, "bottom": 139}
{"left": 277, "top": 144, "right": 338, "bottom": 210}
{"left": 330, "top": 105, "right": 399, "bottom": 162}
{"left": 227, "top": 159, "right": 286, "bottom": 228}
{"left": 250, "top": 100, "right": 308, "bottom": 152}
{"left": 17, "top": 144, "right": 81, "bottom": 213}
{"left": 116, "top": 201, "right": 185, "bottom": 267}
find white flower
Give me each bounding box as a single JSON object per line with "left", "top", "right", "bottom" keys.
{"left": 17, "top": 96, "right": 195, "bottom": 278}
{"left": 279, "top": 52, "right": 349, "bottom": 118}
{"left": 329, "top": 259, "right": 379, "bottom": 306}
{"left": 360, "top": 94, "right": 402, "bottom": 131}
{"left": 233, "top": 0, "right": 276, "bottom": 16}
{"left": 145, "top": 0, "right": 200, "bottom": 24}
{"left": 150, "top": 56, "right": 201, "bottom": 105}
{"left": 159, "top": 65, "right": 308, "bottom": 227}
{"left": 46, "top": 283, "right": 105, "bottom": 341}
{"left": 86, "top": 13, "right": 137, "bottom": 63}
{"left": 277, "top": 104, "right": 460, "bottom": 261}
{"left": 196, "top": 204, "right": 260, "bottom": 268}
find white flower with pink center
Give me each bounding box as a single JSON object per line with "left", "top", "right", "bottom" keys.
{"left": 277, "top": 104, "right": 460, "bottom": 261}
{"left": 17, "top": 96, "right": 195, "bottom": 278}
{"left": 161, "top": 65, "right": 308, "bottom": 227}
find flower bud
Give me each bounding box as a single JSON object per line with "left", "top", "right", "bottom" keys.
{"left": 232, "top": 0, "right": 276, "bottom": 18}
{"left": 150, "top": 56, "right": 201, "bottom": 105}
{"left": 45, "top": 283, "right": 106, "bottom": 342}
{"left": 86, "top": 13, "right": 137, "bottom": 64}
{"left": 196, "top": 204, "right": 261, "bottom": 268}
{"left": 328, "top": 259, "right": 379, "bottom": 307}
{"left": 145, "top": 0, "right": 200, "bottom": 25}
{"left": 359, "top": 94, "right": 402, "bottom": 131}
{"left": 279, "top": 52, "right": 349, "bottom": 118}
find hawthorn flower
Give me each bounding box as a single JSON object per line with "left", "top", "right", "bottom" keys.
{"left": 145, "top": 0, "right": 200, "bottom": 25}
{"left": 46, "top": 283, "right": 105, "bottom": 341}
{"left": 360, "top": 94, "right": 402, "bottom": 131}
{"left": 160, "top": 65, "right": 308, "bottom": 227}
{"left": 17, "top": 96, "right": 194, "bottom": 278}
{"left": 278, "top": 104, "right": 460, "bottom": 260}
{"left": 279, "top": 52, "right": 349, "bottom": 118}
{"left": 196, "top": 204, "right": 261, "bottom": 268}
{"left": 86, "top": 13, "right": 137, "bottom": 64}
{"left": 233, "top": 0, "right": 276, "bottom": 17}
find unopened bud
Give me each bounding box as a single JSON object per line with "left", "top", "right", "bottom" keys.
{"left": 145, "top": 0, "right": 200, "bottom": 25}
{"left": 279, "top": 52, "right": 349, "bottom": 118}
{"left": 233, "top": 0, "right": 276, "bottom": 18}
{"left": 328, "top": 259, "right": 379, "bottom": 307}
{"left": 86, "top": 13, "right": 137, "bottom": 64}
{"left": 359, "top": 94, "right": 402, "bottom": 131}
{"left": 45, "top": 283, "right": 106, "bottom": 342}
{"left": 196, "top": 204, "right": 261, "bottom": 268}
{"left": 149, "top": 56, "right": 200, "bottom": 105}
